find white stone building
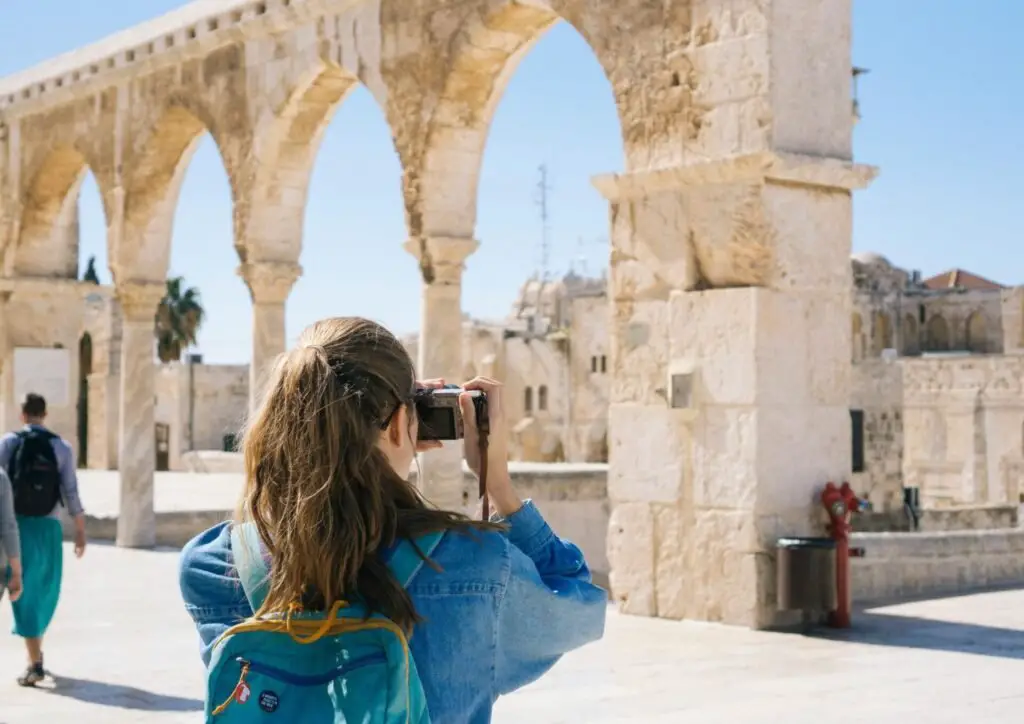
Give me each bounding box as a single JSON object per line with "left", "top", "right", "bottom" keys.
{"left": 78, "top": 286, "right": 248, "bottom": 472}
{"left": 849, "top": 254, "right": 1024, "bottom": 513}
{"left": 405, "top": 271, "right": 611, "bottom": 464}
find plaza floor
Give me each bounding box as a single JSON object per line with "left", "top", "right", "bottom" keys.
{"left": 1, "top": 541, "right": 1023, "bottom": 723}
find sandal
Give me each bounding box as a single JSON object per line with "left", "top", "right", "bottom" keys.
{"left": 17, "top": 662, "right": 45, "bottom": 687}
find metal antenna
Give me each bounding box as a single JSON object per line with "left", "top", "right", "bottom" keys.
{"left": 534, "top": 164, "right": 551, "bottom": 281}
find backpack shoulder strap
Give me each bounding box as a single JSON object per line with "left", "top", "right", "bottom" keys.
{"left": 230, "top": 523, "right": 445, "bottom": 612}
{"left": 230, "top": 522, "right": 271, "bottom": 612}
{"left": 387, "top": 531, "right": 445, "bottom": 587}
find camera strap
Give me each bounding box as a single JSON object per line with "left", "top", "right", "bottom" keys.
{"left": 478, "top": 405, "right": 490, "bottom": 521}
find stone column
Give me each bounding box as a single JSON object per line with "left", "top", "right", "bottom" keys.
{"left": 115, "top": 280, "right": 165, "bottom": 548}
{"left": 403, "top": 236, "right": 478, "bottom": 512}
{"left": 238, "top": 261, "right": 302, "bottom": 412}
{"left": 594, "top": 154, "right": 876, "bottom": 628}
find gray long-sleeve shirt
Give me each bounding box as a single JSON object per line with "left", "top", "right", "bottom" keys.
{"left": 0, "top": 469, "right": 19, "bottom": 565}
{"left": 0, "top": 425, "right": 85, "bottom": 519}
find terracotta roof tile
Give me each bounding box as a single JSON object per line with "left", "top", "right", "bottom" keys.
{"left": 921, "top": 269, "right": 1004, "bottom": 291}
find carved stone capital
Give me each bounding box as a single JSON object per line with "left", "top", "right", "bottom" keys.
{"left": 403, "top": 236, "right": 479, "bottom": 285}
{"left": 116, "top": 280, "right": 165, "bottom": 323}
{"left": 238, "top": 261, "right": 302, "bottom": 304}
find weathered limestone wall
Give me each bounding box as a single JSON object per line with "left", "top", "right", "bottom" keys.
{"left": 155, "top": 362, "right": 248, "bottom": 470}
{"left": 851, "top": 529, "right": 1024, "bottom": 603}
{"left": 567, "top": 293, "right": 610, "bottom": 462}
{"left": 1003, "top": 287, "right": 1024, "bottom": 355}
{"left": 850, "top": 360, "right": 904, "bottom": 511}
{"left": 902, "top": 356, "right": 1024, "bottom": 508}
{"left": 0, "top": 280, "right": 88, "bottom": 442}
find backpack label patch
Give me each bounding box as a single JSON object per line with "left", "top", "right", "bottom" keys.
{"left": 258, "top": 690, "right": 280, "bottom": 713}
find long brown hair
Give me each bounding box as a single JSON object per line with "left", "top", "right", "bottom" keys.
{"left": 237, "top": 317, "right": 498, "bottom": 630}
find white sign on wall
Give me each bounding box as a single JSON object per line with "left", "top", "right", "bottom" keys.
{"left": 13, "top": 347, "right": 71, "bottom": 408}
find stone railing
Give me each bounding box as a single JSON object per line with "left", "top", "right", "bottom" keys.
{"left": 67, "top": 463, "right": 612, "bottom": 585}
{"left": 851, "top": 529, "right": 1024, "bottom": 603}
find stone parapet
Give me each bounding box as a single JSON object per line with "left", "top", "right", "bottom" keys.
{"left": 852, "top": 528, "right": 1024, "bottom": 603}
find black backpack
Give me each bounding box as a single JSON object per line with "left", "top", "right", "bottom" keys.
{"left": 8, "top": 429, "right": 63, "bottom": 517}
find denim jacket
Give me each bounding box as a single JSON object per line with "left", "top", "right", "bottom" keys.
{"left": 178, "top": 500, "right": 608, "bottom": 723}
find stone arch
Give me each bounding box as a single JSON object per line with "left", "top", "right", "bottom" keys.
{"left": 925, "top": 314, "right": 950, "bottom": 352}
{"left": 871, "top": 311, "right": 892, "bottom": 357}
{"left": 15, "top": 146, "right": 111, "bottom": 278}
{"left": 903, "top": 313, "right": 919, "bottom": 356}
{"left": 965, "top": 311, "right": 987, "bottom": 353}
{"left": 413, "top": 1, "right": 626, "bottom": 239}
{"left": 240, "top": 62, "right": 365, "bottom": 262}
{"left": 120, "top": 104, "right": 240, "bottom": 282}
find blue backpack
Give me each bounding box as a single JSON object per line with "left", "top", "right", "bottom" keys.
{"left": 204, "top": 523, "right": 442, "bottom": 723}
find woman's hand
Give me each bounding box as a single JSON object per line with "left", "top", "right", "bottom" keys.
{"left": 414, "top": 379, "right": 445, "bottom": 453}
{"left": 460, "top": 377, "right": 521, "bottom": 518}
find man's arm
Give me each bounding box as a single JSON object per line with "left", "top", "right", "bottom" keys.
{"left": 54, "top": 439, "right": 85, "bottom": 517}
{"left": 54, "top": 439, "right": 86, "bottom": 553}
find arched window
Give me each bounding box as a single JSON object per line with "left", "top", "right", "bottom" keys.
{"left": 600, "top": 355, "right": 607, "bottom": 373}
{"left": 925, "top": 315, "right": 950, "bottom": 352}
{"left": 902, "top": 313, "right": 919, "bottom": 356}
{"left": 538, "top": 385, "right": 548, "bottom": 411}
{"left": 871, "top": 311, "right": 892, "bottom": 357}
{"left": 524, "top": 386, "right": 533, "bottom": 413}
{"left": 591, "top": 355, "right": 598, "bottom": 372}
{"left": 965, "top": 312, "right": 987, "bottom": 353}
{"left": 851, "top": 312, "right": 863, "bottom": 362}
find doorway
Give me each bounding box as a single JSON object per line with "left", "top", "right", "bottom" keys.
{"left": 155, "top": 422, "right": 170, "bottom": 472}
{"left": 76, "top": 333, "right": 92, "bottom": 468}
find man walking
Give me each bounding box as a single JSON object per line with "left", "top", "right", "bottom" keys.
{"left": 0, "top": 393, "right": 86, "bottom": 686}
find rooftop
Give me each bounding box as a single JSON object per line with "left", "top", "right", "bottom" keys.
{"left": 923, "top": 268, "right": 1005, "bottom": 292}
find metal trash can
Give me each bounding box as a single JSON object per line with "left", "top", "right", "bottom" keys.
{"left": 776, "top": 537, "right": 837, "bottom": 612}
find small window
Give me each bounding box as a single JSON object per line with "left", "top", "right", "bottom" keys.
{"left": 600, "top": 355, "right": 607, "bottom": 373}
{"left": 538, "top": 386, "right": 548, "bottom": 411}
{"left": 591, "top": 356, "right": 598, "bottom": 373}
{"left": 850, "top": 409, "right": 865, "bottom": 473}
{"left": 524, "top": 387, "right": 533, "bottom": 413}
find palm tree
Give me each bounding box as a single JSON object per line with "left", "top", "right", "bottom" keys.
{"left": 155, "top": 276, "right": 205, "bottom": 363}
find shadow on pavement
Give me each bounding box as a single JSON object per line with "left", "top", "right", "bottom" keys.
{"left": 809, "top": 610, "right": 1024, "bottom": 661}
{"left": 42, "top": 674, "right": 203, "bottom": 712}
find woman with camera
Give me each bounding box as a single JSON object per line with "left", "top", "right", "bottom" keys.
{"left": 179, "top": 316, "right": 606, "bottom": 722}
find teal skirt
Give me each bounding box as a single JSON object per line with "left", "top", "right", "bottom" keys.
{"left": 9, "top": 516, "right": 63, "bottom": 638}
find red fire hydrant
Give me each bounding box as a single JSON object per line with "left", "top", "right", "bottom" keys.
{"left": 821, "top": 482, "right": 867, "bottom": 628}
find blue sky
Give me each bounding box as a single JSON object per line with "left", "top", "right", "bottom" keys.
{"left": 1, "top": 1, "right": 1021, "bottom": 363}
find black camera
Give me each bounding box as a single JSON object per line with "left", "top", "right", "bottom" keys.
{"left": 414, "top": 385, "right": 488, "bottom": 441}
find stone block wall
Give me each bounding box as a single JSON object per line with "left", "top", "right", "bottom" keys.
{"left": 851, "top": 360, "right": 905, "bottom": 511}
{"left": 902, "top": 355, "right": 1024, "bottom": 507}
{"left": 851, "top": 529, "right": 1024, "bottom": 603}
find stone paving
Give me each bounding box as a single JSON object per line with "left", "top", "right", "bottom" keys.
{"left": 2, "top": 541, "right": 1024, "bottom": 723}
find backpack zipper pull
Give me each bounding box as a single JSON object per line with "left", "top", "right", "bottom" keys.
{"left": 212, "top": 660, "right": 251, "bottom": 716}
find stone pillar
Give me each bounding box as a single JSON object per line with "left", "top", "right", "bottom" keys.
{"left": 403, "top": 236, "right": 478, "bottom": 512}
{"left": 238, "top": 261, "right": 302, "bottom": 412}
{"left": 114, "top": 281, "right": 165, "bottom": 548}
{"left": 595, "top": 153, "right": 876, "bottom": 628}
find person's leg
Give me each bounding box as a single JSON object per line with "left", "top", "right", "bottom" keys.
{"left": 11, "top": 517, "right": 62, "bottom": 686}
{"left": 24, "top": 636, "right": 43, "bottom": 665}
